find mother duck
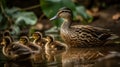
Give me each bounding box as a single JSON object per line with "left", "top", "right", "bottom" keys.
{"left": 50, "top": 7, "right": 118, "bottom": 48}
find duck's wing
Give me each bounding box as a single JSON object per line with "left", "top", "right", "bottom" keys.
{"left": 72, "top": 25, "right": 119, "bottom": 40}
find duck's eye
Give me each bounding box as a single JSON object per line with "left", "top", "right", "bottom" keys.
{"left": 61, "top": 11, "right": 68, "bottom": 13}
{"left": 62, "top": 10, "right": 71, "bottom": 13}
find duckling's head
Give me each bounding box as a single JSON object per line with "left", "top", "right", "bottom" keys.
{"left": 50, "top": 7, "right": 73, "bottom": 21}
{"left": 1, "top": 36, "right": 12, "bottom": 46}
{"left": 3, "top": 30, "right": 10, "bottom": 36}
{"left": 31, "top": 32, "right": 42, "bottom": 40}
{"left": 19, "top": 36, "right": 29, "bottom": 45}
{"left": 45, "top": 35, "right": 54, "bottom": 43}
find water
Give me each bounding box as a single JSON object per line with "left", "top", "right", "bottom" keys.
{"left": 0, "top": 46, "right": 62, "bottom": 67}
{"left": 1, "top": 45, "right": 120, "bottom": 67}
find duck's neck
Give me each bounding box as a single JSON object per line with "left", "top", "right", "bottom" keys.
{"left": 61, "top": 19, "right": 72, "bottom": 30}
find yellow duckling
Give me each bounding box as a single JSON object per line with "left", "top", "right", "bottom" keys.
{"left": 44, "top": 35, "right": 67, "bottom": 62}
{"left": 31, "top": 32, "right": 46, "bottom": 48}
{"left": 1, "top": 36, "right": 33, "bottom": 61}
{"left": 19, "top": 36, "right": 44, "bottom": 63}
{"left": 19, "top": 36, "right": 41, "bottom": 54}
{"left": 30, "top": 32, "right": 47, "bottom": 62}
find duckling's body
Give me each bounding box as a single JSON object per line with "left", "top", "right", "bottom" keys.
{"left": 45, "top": 35, "right": 67, "bottom": 62}
{"left": 19, "top": 36, "right": 41, "bottom": 54}
{"left": 31, "top": 32, "right": 46, "bottom": 48}
{"left": 50, "top": 7, "right": 119, "bottom": 47}
{"left": 1, "top": 36, "right": 33, "bottom": 61}
{"left": 31, "top": 32, "right": 46, "bottom": 62}
{"left": 3, "top": 30, "right": 14, "bottom": 42}
{"left": 19, "top": 36, "right": 43, "bottom": 63}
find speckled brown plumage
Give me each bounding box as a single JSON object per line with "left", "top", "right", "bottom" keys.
{"left": 50, "top": 7, "right": 119, "bottom": 48}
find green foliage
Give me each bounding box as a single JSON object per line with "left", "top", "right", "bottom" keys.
{"left": 0, "top": 13, "right": 3, "bottom": 22}
{"left": 13, "top": 11, "right": 37, "bottom": 26}
{"left": 40, "top": 0, "right": 76, "bottom": 27}
{"left": 40, "top": 0, "right": 93, "bottom": 27}
{"left": 40, "top": 0, "right": 93, "bottom": 34}
{"left": 0, "top": 7, "right": 37, "bottom": 35}
{"left": 4, "top": 7, "right": 37, "bottom": 26}
{"left": 76, "top": 6, "right": 93, "bottom": 23}
{"left": 40, "top": 0, "right": 76, "bottom": 18}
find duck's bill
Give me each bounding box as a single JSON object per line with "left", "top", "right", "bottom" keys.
{"left": 50, "top": 15, "right": 58, "bottom": 21}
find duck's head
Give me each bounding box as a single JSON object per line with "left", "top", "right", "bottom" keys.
{"left": 31, "top": 32, "right": 42, "bottom": 40}
{"left": 1, "top": 36, "right": 12, "bottom": 46}
{"left": 50, "top": 7, "right": 73, "bottom": 21}
{"left": 45, "top": 35, "right": 54, "bottom": 43}
{"left": 19, "top": 36, "right": 29, "bottom": 45}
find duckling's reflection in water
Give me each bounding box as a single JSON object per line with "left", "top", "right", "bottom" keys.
{"left": 4, "top": 59, "right": 33, "bottom": 67}
{"left": 62, "top": 46, "right": 120, "bottom": 67}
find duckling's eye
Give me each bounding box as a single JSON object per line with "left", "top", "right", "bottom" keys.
{"left": 2, "top": 39, "right": 6, "bottom": 42}
{"left": 46, "top": 37, "right": 49, "bottom": 39}
{"left": 24, "top": 39, "right": 27, "bottom": 42}
{"left": 34, "top": 34, "right": 38, "bottom": 36}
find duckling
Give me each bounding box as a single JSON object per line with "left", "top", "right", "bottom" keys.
{"left": 50, "top": 7, "right": 119, "bottom": 47}
{"left": 19, "top": 36, "right": 41, "bottom": 54}
{"left": 3, "top": 30, "right": 14, "bottom": 41}
{"left": 19, "top": 36, "right": 44, "bottom": 63}
{"left": 0, "top": 36, "right": 33, "bottom": 62}
{"left": 44, "top": 35, "right": 67, "bottom": 62}
{"left": 30, "top": 32, "right": 47, "bottom": 62}
{"left": 31, "top": 32, "right": 46, "bottom": 48}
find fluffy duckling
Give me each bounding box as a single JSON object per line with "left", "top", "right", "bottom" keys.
{"left": 19, "top": 36, "right": 41, "bottom": 54}
{"left": 19, "top": 36, "right": 44, "bottom": 63}
{"left": 31, "top": 32, "right": 46, "bottom": 48}
{"left": 44, "top": 35, "right": 67, "bottom": 62}
{"left": 30, "top": 32, "right": 47, "bottom": 62}
{"left": 3, "top": 30, "right": 14, "bottom": 41}
{"left": 50, "top": 7, "right": 119, "bottom": 47}
{"left": 0, "top": 36, "right": 33, "bottom": 61}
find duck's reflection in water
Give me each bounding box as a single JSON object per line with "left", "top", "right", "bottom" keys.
{"left": 3, "top": 46, "right": 120, "bottom": 67}
{"left": 62, "top": 46, "right": 120, "bottom": 67}
{"left": 94, "top": 51, "right": 120, "bottom": 67}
